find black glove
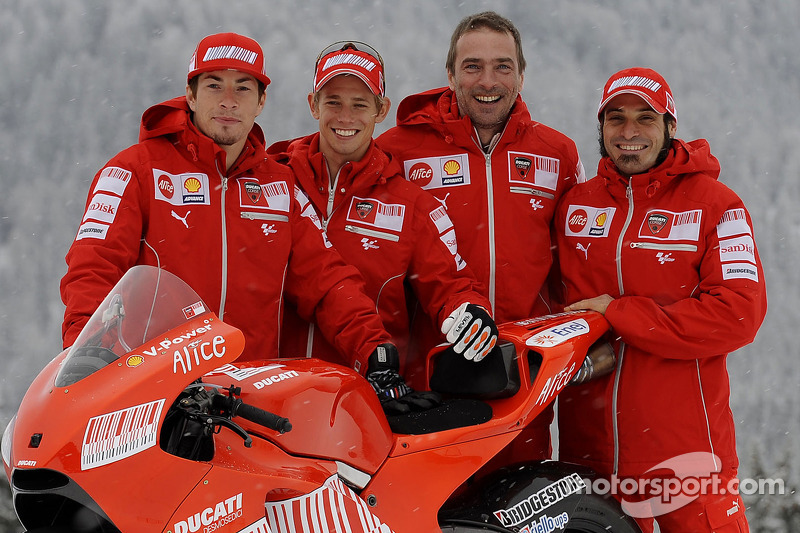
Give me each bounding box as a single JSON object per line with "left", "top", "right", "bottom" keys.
{"left": 366, "top": 343, "right": 441, "bottom": 415}
{"left": 440, "top": 303, "right": 499, "bottom": 362}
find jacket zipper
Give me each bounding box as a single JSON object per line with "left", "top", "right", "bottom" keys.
{"left": 240, "top": 211, "right": 289, "bottom": 222}
{"left": 509, "top": 186, "right": 555, "bottom": 200}
{"left": 612, "top": 183, "right": 635, "bottom": 476}
{"left": 344, "top": 225, "right": 400, "bottom": 242}
{"left": 218, "top": 168, "right": 229, "bottom": 320}
{"left": 630, "top": 242, "right": 698, "bottom": 252}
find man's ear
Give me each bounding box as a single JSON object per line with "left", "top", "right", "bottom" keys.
{"left": 447, "top": 70, "right": 456, "bottom": 92}
{"left": 185, "top": 85, "right": 197, "bottom": 112}
{"left": 668, "top": 119, "right": 677, "bottom": 138}
{"left": 374, "top": 97, "right": 392, "bottom": 124}
{"left": 308, "top": 92, "right": 320, "bottom": 120}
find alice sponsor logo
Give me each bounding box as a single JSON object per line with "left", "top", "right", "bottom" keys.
{"left": 568, "top": 210, "right": 588, "bottom": 233}
{"left": 534, "top": 362, "right": 576, "bottom": 406}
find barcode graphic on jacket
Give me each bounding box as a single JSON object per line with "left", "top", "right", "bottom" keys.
{"left": 674, "top": 211, "right": 701, "bottom": 225}
{"left": 81, "top": 399, "right": 165, "bottom": 470}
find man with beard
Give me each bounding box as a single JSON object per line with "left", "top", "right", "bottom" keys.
{"left": 554, "top": 67, "right": 766, "bottom": 531}
{"left": 60, "top": 33, "right": 398, "bottom": 381}
{"left": 377, "top": 11, "right": 584, "bottom": 460}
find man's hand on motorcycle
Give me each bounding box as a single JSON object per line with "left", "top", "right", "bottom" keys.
{"left": 440, "top": 303, "right": 498, "bottom": 362}
{"left": 564, "top": 294, "right": 615, "bottom": 315}
{"left": 366, "top": 343, "right": 442, "bottom": 415}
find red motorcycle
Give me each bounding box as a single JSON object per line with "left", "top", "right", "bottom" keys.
{"left": 2, "top": 265, "right": 640, "bottom": 532}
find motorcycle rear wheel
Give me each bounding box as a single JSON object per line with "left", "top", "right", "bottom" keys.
{"left": 564, "top": 493, "right": 642, "bottom": 532}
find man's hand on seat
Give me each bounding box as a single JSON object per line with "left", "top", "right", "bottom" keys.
{"left": 441, "top": 303, "right": 498, "bottom": 362}
{"left": 366, "top": 343, "right": 441, "bottom": 415}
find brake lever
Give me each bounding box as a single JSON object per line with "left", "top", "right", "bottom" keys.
{"left": 184, "top": 410, "right": 253, "bottom": 448}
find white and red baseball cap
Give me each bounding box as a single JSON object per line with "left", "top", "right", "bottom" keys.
{"left": 313, "top": 41, "right": 385, "bottom": 96}
{"left": 188, "top": 32, "right": 271, "bottom": 86}
{"left": 598, "top": 67, "right": 676, "bottom": 121}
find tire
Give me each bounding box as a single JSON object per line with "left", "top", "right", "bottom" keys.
{"left": 565, "top": 493, "right": 642, "bottom": 533}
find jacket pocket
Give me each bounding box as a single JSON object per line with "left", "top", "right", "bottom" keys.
{"left": 509, "top": 186, "right": 555, "bottom": 200}
{"left": 344, "top": 224, "right": 400, "bottom": 242}
{"left": 629, "top": 242, "right": 698, "bottom": 252}
{"left": 240, "top": 211, "right": 289, "bottom": 222}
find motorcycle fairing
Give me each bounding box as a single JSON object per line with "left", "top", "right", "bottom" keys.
{"left": 265, "top": 474, "right": 395, "bottom": 533}
{"left": 202, "top": 358, "right": 394, "bottom": 474}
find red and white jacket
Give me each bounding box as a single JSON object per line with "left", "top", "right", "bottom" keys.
{"left": 377, "top": 87, "right": 585, "bottom": 323}
{"left": 268, "top": 133, "right": 490, "bottom": 373}
{"left": 554, "top": 139, "right": 767, "bottom": 476}
{"left": 61, "top": 97, "right": 389, "bottom": 369}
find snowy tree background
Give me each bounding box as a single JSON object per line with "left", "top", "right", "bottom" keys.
{"left": 0, "top": 0, "right": 797, "bottom": 530}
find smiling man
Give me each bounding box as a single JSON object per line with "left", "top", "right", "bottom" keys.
{"left": 554, "top": 67, "right": 767, "bottom": 532}
{"left": 377, "top": 11, "right": 584, "bottom": 459}
{"left": 60, "top": 33, "right": 398, "bottom": 375}
{"left": 268, "top": 42, "right": 497, "bottom": 413}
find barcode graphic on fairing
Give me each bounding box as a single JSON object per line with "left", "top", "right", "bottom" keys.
{"left": 81, "top": 399, "right": 165, "bottom": 470}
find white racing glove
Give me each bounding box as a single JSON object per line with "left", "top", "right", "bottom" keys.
{"left": 440, "top": 302, "right": 498, "bottom": 362}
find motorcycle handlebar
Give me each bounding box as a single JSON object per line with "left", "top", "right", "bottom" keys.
{"left": 234, "top": 401, "right": 293, "bottom": 434}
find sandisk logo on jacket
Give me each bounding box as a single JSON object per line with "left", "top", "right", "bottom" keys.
{"left": 564, "top": 205, "right": 615, "bottom": 238}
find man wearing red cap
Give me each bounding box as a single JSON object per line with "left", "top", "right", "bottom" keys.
{"left": 377, "top": 11, "right": 584, "bottom": 460}
{"left": 268, "top": 42, "right": 498, "bottom": 408}
{"left": 60, "top": 33, "right": 395, "bottom": 373}
{"left": 554, "top": 67, "right": 767, "bottom": 531}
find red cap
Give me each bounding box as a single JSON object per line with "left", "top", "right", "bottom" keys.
{"left": 598, "top": 67, "right": 676, "bottom": 121}
{"left": 313, "top": 44, "right": 384, "bottom": 96}
{"left": 188, "top": 33, "right": 271, "bottom": 86}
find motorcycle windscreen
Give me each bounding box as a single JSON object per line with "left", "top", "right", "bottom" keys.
{"left": 56, "top": 265, "right": 217, "bottom": 387}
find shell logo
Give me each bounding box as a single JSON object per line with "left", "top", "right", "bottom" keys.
{"left": 595, "top": 212, "right": 608, "bottom": 227}
{"left": 443, "top": 159, "right": 461, "bottom": 176}
{"left": 184, "top": 177, "right": 202, "bottom": 193}
{"left": 126, "top": 355, "right": 145, "bottom": 368}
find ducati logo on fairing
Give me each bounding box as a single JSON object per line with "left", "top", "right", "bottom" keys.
{"left": 173, "top": 493, "right": 243, "bottom": 533}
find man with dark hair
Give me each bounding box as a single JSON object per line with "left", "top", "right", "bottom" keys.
{"left": 555, "top": 67, "right": 767, "bottom": 531}
{"left": 61, "top": 33, "right": 396, "bottom": 377}
{"left": 378, "top": 11, "right": 584, "bottom": 459}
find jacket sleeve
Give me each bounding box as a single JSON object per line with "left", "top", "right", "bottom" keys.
{"left": 283, "top": 186, "right": 391, "bottom": 373}
{"left": 60, "top": 154, "right": 145, "bottom": 347}
{"left": 407, "top": 192, "right": 491, "bottom": 329}
{"left": 605, "top": 196, "right": 767, "bottom": 359}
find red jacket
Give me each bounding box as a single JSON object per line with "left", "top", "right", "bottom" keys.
{"left": 377, "top": 88, "right": 585, "bottom": 323}
{"left": 268, "top": 133, "right": 490, "bottom": 371}
{"left": 554, "top": 139, "right": 767, "bottom": 475}
{"left": 61, "top": 97, "right": 389, "bottom": 369}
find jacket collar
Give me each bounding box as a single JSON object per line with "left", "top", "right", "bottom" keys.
{"left": 395, "top": 87, "right": 532, "bottom": 150}
{"left": 599, "top": 138, "right": 721, "bottom": 200}
{"left": 139, "top": 96, "right": 267, "bottom": 176}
